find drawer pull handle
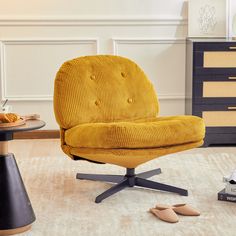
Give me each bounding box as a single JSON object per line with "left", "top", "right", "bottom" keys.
{"left": 228, "top": 76, "right": 236, "bottom": 80}
{"left": 229, "top": 46, "right": 236, "bottom": 50}
{"left": 228, "top": 107, "right": 236, "bottom": 110}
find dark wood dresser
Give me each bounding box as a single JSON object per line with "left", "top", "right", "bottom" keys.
{"left": 186, "top": 38, "right": 236, "bottom": 147}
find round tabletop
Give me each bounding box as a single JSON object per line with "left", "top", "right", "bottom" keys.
{"left": 0, "top": 120, "right": 45, "bottom": 134}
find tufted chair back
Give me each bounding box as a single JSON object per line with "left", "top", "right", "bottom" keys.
{"left": 54, "top": 55, "right": 159, "bottom": 129}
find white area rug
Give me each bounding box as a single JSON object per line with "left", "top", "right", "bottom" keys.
{"left": 9, "top": 140, "right": 236, "bottom": 236}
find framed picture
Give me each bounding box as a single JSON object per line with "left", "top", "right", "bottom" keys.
{"left": 188, "top": 0, "right": 228, "bottom": 38}
{"left": 229, "top": 0, "right": 236, "bottom": 38}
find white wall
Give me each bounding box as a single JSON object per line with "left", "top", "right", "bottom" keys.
{"left": 0, "top": 0, "right": 188, "bottom": 129}
{"left": 0, "top": 0, "right": 187, "bottom": 17}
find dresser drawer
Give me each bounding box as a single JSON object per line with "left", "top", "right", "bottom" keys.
{"left": 194, "top": 104, "right": 236, "bottom": 128}
{"left": 203, "top": 51, "right": 236, "bottom": 68}
{"left": 194, "top": 42, "right": 236, "bottom": 75}
{"left": 203, "top": 81, "right": 236, "bottom": 97}
{"left": 194, "top": 80, "right": 236, "bottom": 104}
{"left": 203, "top": 111, "right": 236, "bottom": 127}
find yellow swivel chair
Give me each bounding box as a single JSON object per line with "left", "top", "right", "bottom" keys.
{"left": 54, "top": 55, "right": 205, "bottom": 203}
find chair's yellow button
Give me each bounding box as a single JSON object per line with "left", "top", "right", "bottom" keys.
{"left": 121, "top": 72, "right": 126, "bottom": 78}
{"left": 90, "top": 75, "right": 96, "bottom": 80}
{"left": 127, "top": 98, "right": 133, "bottom": 103}
{"left": 95, "top": 100, "right": 100, "bottom": 106}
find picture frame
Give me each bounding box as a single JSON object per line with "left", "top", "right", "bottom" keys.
{"left": 229, "top": 0, "right": 236, "bottom": 38}
{"left": 188, "top": 0, "right": 228, "bottom": 38}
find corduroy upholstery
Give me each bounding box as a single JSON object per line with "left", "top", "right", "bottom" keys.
{"left": 54, "top": 55, "right": 158, "bottom": 129}
{"left": 65, "top": 116, "right": 204, "bottom": 149}
{"left": 69, "top": 141, "right": 203, "bottom": 168}
{"left": 54, "top": 55, "right": 205, "bottom": 168}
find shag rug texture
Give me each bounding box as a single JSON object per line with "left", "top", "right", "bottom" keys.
{"left": 10, "top": 140, "right": 236, "bottom": 236}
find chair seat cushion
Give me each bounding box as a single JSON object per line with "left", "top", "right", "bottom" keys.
{"left": 65, "top": 116, "right": 205, "bottom": 149}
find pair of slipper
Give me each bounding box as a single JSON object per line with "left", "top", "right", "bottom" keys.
{"left": 149, "top": 204, "right": 200, "bottom": 223}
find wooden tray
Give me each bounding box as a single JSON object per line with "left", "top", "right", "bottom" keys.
{"left": 0, "top": 114, "right": 40, "bottom": 128}
{"left": 0, "top": 118, "right": 26, "bottom": 128}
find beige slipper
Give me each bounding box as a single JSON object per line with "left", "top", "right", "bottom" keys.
{"left": 149, "top": 208, "right": 179, "bottom": 223}
{"left": 156, "top": 203, "right": 200, "bottom": 216}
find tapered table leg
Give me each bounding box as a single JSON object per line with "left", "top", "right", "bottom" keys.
{"left": 0, "top": 141, "right": 35, "bottom": 236}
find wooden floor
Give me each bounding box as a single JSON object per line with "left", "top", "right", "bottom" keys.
{"left": 6, "top": 140, "right": 236, "bottom": 236}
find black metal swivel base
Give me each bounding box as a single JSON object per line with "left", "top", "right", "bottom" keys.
{"left": 0, "top": 154, "right": 35, "bottom": 233}
{"left": 76, "top": 168, "right": 188, "bottom": 203}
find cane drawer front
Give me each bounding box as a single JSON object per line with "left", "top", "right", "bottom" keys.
{"left": 194, "top": 105, "right": 236, "bottom": 131}
{"left": 203, "top": 81, "right": 236, "bottom": 97}
{"left": 194, "top": 42, "right": 236, "bottom": 75}
{"left": 194, "top": 76, "right": 236, "bottom": 104}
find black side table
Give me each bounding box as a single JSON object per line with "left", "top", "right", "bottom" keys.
{"left": 0, "top": 120, "right": 45, "bottom": 236}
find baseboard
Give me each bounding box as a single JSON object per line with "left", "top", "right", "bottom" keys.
{"left": 14, "top": 130, "right": 60, "bottom": 139}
